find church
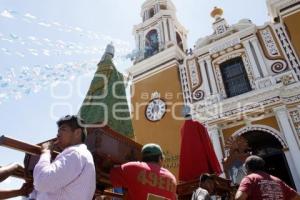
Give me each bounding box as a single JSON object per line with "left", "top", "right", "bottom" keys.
{"left": 127, "top": 0, "right": 300, "bottom": 191}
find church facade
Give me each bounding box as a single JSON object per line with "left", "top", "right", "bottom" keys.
{"left": 128, "top": 0, "right": 300, "bottom": 190}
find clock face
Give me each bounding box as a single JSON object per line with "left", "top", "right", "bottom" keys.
{"left": 145, "top": 98, "right": 166, "bottom": 122}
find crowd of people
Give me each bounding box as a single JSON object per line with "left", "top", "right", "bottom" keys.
{"left": 1, "top": 115, "right": 300, "bottom": 200}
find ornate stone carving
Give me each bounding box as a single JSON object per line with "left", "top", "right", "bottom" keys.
{"left": 179, "top": 64, "right": 192, "bottom": 104}
{"left": 274, "top": 24, "right": 300, "bottom": 77}
{"left": 209, "top": 37, "right": 240, "bottom": 54}
{"left": 192, "top": 89, "right": 205, "bottom": 101}
{"left": 271, "top": 61, "right": 287, "bottom": 73}
{"left": 241, "top": 53, "right": 256, "bottom": 89}
{"left": 290, "top": 109, "right": 300, "bottom": 141}
{"left": 187, "top": 59, "right": 200, "bottom": 88}
{"left": 255, "top": 76, "right": 274, "bottom": 89}
{"left": 273, "top": 70, "right": 297, "bottom": 85}
{"left": 260, "top": 27, "right": 280, "bottom": 57}
{"left": 283, "top": 94, "right": 300, "bottom": 104}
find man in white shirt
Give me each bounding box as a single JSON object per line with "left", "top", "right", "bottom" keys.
{"left": 33, "top": 115, "right": 96, "bottom": 200}
{"left": 191, "top": 173, "right": 214, "bottom": 200}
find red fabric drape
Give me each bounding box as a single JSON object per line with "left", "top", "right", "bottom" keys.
{"left": 178, "top": 119, "right": 222, "bottom": 182}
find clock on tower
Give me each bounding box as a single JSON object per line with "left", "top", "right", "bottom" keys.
{"left": 145, "top": 92, "right": 167, "bottom": 122}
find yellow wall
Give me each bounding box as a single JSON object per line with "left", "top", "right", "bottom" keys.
{"left": 131, "top": 65, "right": 185, "bottom": 177}
{"left": 252, "top": 116, "right": 280, "bottom": 131}
{"left": 222, "top": 124, "right": 245, "bottom": 141}
{"left": 283, "top": 11, "right": 300, "bottom": 58}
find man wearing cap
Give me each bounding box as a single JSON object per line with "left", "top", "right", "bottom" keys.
{"left": 110, "top": 143, "right": 177, "bottom": 200}
{"left": 32, "top": 115, "right": 96, "bottom": 200}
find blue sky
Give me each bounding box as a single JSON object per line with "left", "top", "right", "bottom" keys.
{"left": 0, "top": 0, "right": 268, "bottom": 199}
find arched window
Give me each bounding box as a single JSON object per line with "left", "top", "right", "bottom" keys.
{"left": 220, "top": 57, "right": 251, "bottom": 98}
{"left": 144, "top": 30, "right": 159, "bottom": 58}
{"left": 176, "top": 32, "right": 183, "bottom": 51}
{"left": 149, "top": 8, "right": 155, "bottom": 18}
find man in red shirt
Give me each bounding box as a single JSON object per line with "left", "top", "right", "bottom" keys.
{"left": 235, "top": 155, "right": 300, "bottom": 200}
{"left": 110, "top": 143, "right": 177, "bottom": 200}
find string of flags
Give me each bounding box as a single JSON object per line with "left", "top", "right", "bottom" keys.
{"left": 0, "top": 9, "right": 134, "bottom": 105}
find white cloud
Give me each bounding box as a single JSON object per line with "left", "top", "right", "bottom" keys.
{"left": 24, "top": 13, "right": 37, "bottom": 19}
{"left": 15, "top": 52, "right": 25, "bottom": 57}
{"left": 38, "top": 22, "right": 51, "bottom": 27}
{"left": 1, "top": 10, "right": 14, "bottom": 18}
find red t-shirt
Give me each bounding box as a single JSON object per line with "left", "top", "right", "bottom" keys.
{"left": 238, "top": 172, "right": 297, "bottom": 200}
{"left": 110, "top": 161, "right": 177, "bottom": 200}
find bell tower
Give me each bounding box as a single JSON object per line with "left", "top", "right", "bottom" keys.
{"left": 133, "top": 0, "right": 188, "bottom": 62}
{"left": 128, "top": 0, "right": 188, "bottom": 177}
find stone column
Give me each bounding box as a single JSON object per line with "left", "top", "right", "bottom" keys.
{"left": 274, "top": 106, "right": 300, "bottom": 178}
{"left": 197, "top": 58, "right": 211, "bottom": 95}
{"left": 204, "top": 57, "right": 218, "bottom": 94}
{"left": 140, "top": 32, "right": 145, "bottom": 59}
{"left": 162, "top": 18, "right": 169, "bottom": 43}
{"left": 284, "top": 150, "right": 300, "bottom": 191}
{"left": 168, "top": 19, "right": 176, "bottom": 43}
{"left": 242, "top": 40, "right": 261, "bottom": 80}
{"left": 159, "top": 22, "right": 165, "bottom": 47}
{"left": 208, "top": 125, "right": 224, "bottom": 172}
{"left": 250, "top": 37, "right": 269, "bottom": 77}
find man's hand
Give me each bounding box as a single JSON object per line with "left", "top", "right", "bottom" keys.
{"left": 41, "top": 142, "right": 52, "bottom": 154}
{"left": 19, "top": 182, "right": 33, "bottom": 196}
{"left": 0, "top": 162, "right": 23, "bottom": 182}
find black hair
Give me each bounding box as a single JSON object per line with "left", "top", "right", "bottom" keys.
{"left": 200, "top": 173, "right": 214, "bottom": 183}
{"left": 142, "top": 154, "right": 162, "bottom": 163}
{"left": 56, "top": 115, "right": 86, "bottom": 142}
{"left": 244, "top": 155, "right": 265, "bottom": 172}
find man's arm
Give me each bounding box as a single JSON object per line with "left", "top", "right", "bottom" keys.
{"left": 235, "top": 190, "right": 248, "bottom": 200}
{"left": 0, "top": 163, "right": 22, "bottom": 182}
{"left": 0, "top": 182, "right": 33, "bottom": 199}
{"left": 235, "top": 176, "right": 252, "bottom": 200}
{"left": 33, "top": 149, "right": 83, "bottom": 193}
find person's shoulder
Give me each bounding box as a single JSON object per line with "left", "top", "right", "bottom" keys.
{"left": 122, "top": 161, "right": 145, "bottom": 168}
{"left": 160, "top": 167, "right": 176, "bottom": 181}
{"left": 61, "top": 144, "right": 89, "bottom": 158}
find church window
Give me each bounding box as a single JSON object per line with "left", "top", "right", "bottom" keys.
{"left": 149, "top": 8, "right": 155, "bottom": 18}
{"left": 220, "top": 57, "right": 251, "bottom": 98}
{"left": 144, "top": 29, "right": 159, "bottom": 58}
{"left": 176, "top": 32, "right": 183, "bottom": 51}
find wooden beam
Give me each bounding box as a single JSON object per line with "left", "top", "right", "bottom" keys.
{"left": 0, "top": 135, "right": 58, "bottom": 156}
{"left": 0, "top": 135, "right": 41, "bottom": 155}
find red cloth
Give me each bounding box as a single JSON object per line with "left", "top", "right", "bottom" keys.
{"left": 179, "top": 119, "right": 222, "bottom": 182}
{"left": 110, "top": 161, "right": 177, "bottom": 200}
{"left": 238, "top": 172, "right": 298, "bottom": 200}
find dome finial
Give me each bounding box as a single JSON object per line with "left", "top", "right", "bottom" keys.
{"left": 210, "top": 6, "right": 223, "bottom": 20}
